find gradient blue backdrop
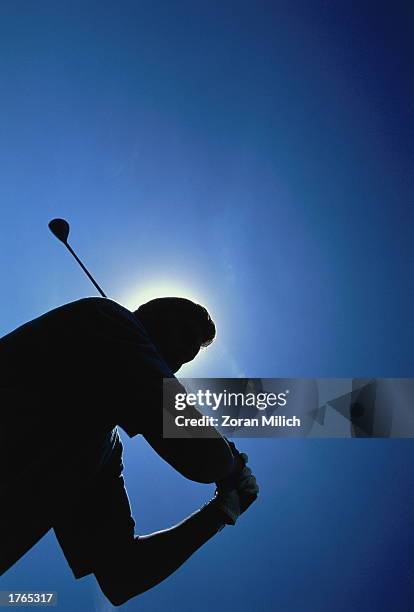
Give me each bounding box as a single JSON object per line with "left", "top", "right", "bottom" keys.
{"left": 1, "top": 1, "right": 413, "bottom": 611}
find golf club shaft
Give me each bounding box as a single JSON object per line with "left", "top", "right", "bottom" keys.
{"left": 65, "top": 242, "right": 107, "bottom": 298}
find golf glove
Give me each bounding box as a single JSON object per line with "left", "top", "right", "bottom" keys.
{"left": 213, "top": 441, "right": 259, "bottom": 525}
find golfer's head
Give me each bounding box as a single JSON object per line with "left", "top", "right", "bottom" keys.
{"left": 134, "top": 297, "right": 216, "bottom": 373}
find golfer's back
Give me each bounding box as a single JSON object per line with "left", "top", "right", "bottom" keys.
{"left": 0, "top": 297, "right": 173, "bottom": 574}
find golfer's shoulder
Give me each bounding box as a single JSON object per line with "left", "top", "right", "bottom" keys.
{"left": 75, "top": 297, "right": 138, "bottom": 325}
{"left": 60, "top": 297, "right": 132, "bottom": 321}
{"left": 16, "top": 298, "right": 135, "bottom": 343}
{"left": 62, "top": 296, "right": 121, "bottom": 313}
{"left": 68, "top": 297, "right": 149, "bottom": 341}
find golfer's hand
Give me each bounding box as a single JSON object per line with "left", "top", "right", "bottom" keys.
{"left": 213, "top": 448, "right": 259, "bottom": 525}
{"left": 236, "top": 464, "right": 259, "bottom": 513}
{"left": 215, "top": 438, "right": 248, "bottom": 492}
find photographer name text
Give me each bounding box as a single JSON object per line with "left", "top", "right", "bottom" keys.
{"left": 174, "top": 414, "right": 301, "bottom": 428}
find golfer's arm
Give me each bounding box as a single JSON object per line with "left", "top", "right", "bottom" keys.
{"left": 141, "top": 389, "right": 236, "bottom": 485}
{"left": 95, "top": 500, "right": 227, "bottom": 606}
{"left": 142, "top": 430, "right": 235, "bottom": 484}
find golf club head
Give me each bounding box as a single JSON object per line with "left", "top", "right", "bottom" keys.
{"left": 48, "top": 218, "right": 70, "bottom": 244}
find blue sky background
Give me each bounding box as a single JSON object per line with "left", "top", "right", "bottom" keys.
{"left": 1, "top": 1, "right": 413, "bottom": 610}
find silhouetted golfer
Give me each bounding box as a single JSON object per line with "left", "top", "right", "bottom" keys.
{"left": 0, "top": 297, "right": 258, "bottom": 605}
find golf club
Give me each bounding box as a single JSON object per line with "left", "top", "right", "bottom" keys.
{"left": 48, "top": 218, "right": 107, "bottom": 298}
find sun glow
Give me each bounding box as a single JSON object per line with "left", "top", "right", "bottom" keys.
{"left": 120, "top": 278, "right": 213, "bottom": 313}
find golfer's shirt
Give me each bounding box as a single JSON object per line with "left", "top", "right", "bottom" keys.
{"left": 0, "top": 297, "right": 175, "bottom": 576}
